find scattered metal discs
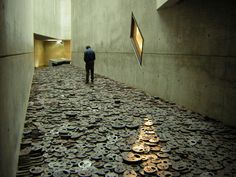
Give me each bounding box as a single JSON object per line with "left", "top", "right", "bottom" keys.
{"left": 16, "top": 65, "right": 236, "bottom": 177}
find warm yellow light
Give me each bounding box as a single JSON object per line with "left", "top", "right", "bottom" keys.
{"left": 35, "top": 60, "right": 39, "bottom": 68}
{"left": 56, "top": 40, "right": 63, "bottom": 45}
{"left": 135, "top": 26, "right": 143, "bottom": 51}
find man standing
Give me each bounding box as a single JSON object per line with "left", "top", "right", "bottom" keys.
{"left": 84, "top": 45, "right": 96, "bottom": 84}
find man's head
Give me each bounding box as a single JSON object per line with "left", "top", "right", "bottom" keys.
{"left": 86, "top": 45, "right": 91, "bottom": 49}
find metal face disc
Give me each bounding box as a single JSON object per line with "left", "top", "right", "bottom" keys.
{"left": 123, "top": 169, "right": 137, "bottom": 177}
{"left": 157, "top": 163, "right": 169, "bottom": 170}
{"left": 144, "top": 120, "right": 153, "bottom": 126}
{"left": 114, "top": 163, "right": 126, "bottom": 174}
{"left": 150, "top": 145, "right": 161, "bottom": 151}
{"left": 78, "top": 170, "right": 92, "bottom": 177}
{"left": 157, "top": 171, "right": 173, "bottom": 177}
{"left": 156, "top": 152, "right": 170, "bottom": 158}
{"left": 122, "top": 152, "right": 142, "bottom": 163}
{"left": 149, "top": 136, "right": 160, "bottom": 143}
{"left": 53, "top": 170, "right": 70, "bottom": 177}
{"left": 132, "top": 143, "right": 150, "bottom": 153}
{"left": 141, "top": 154, "right": 158, "bottom": 161}
{"left": 105, "top": 172, "right": 118, "bottom": 177}
{"left": 29, "top": 167, "right": 44, "bottom": 175}
{"left": 199, "top": 172, "right": 215, "bottom": 177}
{"left": 172, "top": 162, "right": 188, "bottom": 171}
{"left": 143, "top": 165, "right": 158, "bottom": 174}
{"left": 78, "top": 160, "right": 92, "bottom": 169}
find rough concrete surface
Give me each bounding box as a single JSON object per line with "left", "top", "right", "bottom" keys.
{"left": 0, "top": 0, "right": 33, "bottom": 56}
{"left": 33, "top": 0, "right": 71, "bottom": 40}
{"left": 0, "top": 0, "right": 34, "bottom": 176}
{"left": 0, "top": 54, "right": 34, "bottom": 177}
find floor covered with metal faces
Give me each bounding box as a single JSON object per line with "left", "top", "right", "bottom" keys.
{"left": 17, "top": 65, "right": 236, "bottom": 177}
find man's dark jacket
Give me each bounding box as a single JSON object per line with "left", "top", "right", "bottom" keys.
{"left": 84, "top": 48, "right": 95, "bottom": 63}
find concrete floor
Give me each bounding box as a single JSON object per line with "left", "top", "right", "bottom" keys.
{"left": 17, "top": 65, "right": 236, "bottom": 177}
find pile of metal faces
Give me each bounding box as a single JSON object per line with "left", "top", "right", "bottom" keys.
{"left": 17, "top": 65, "right": 236, "bottom": 177}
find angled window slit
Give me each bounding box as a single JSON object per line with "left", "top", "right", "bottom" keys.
{"left": 130, "top": 13, "right": 144, "bottom": 65}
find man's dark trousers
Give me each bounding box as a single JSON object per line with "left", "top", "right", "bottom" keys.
{"left": 86, "top": 61, "right": 94, "bottom": 83}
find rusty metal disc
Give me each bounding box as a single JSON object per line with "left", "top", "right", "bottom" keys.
{"left": 132, "top": 143, "right": 150, "bottom": 153}
{"left": 122, "top": 152, "right": 142, "bottom": 163}
{"left": 149, "top": 137, "right": 160, "bottom": 143}
{"left": 150, "top": 145, "right": 161, "bottom": 151}
{"left": 141, "top": 154, "right": 158, "bottom": 161}
{"left": 144, "top": 130, "right": 156, "bottom": 135}
{"left": 156, "top": 171, "right": 173, "bottom": 177}
{"left": 144, "top": 120, "right": 153, "bottom": 126}
{"left": 157, "top": 163, "right": 169, "bottom": 170}
{"left": 160, "top": 146, "right": 171, "bottom": 153}
{"left": 156, "top": 152, "right": 170, "bottom": 158}
{"left": 123, "top": 169, "right": 137, "bottom": 177}
{"left": 143, "top": 165, "right": 158, "bottom": 174}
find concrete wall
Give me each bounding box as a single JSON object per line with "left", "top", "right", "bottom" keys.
{"left": 63, "top": 40, "right": 72, "bottom": 59}
{"left": 0, "top": 0, "right": 34, "bottom": 176}
{"left": 71, "top": 0, "right": 236, "bottom": 126}
{"left": 34, "top": 0, "right": 71, "bottom": 39}
{"left": 34, "top": 39, "right": 45, "bottom": 67}
{"left": 59, "top": 0, "right": 71, "bottom": 39}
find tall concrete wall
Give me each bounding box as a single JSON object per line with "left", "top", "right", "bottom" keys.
{"left": 34, "top": 39, "right": 45, "bottom": 67}
{"left": 71, "top": 0, "right": 236, "bottom": 126}
{"left": 34, "top": 0, "right": 71, "bottom": 39}
{"left": 0, "top": 0, "right": 34, "bottom": 176}
{"left": 63, "top": 40, "right": 72, "bottom": 59}
{"left": 59, "top": 0, "right": 71, "bottom": 39}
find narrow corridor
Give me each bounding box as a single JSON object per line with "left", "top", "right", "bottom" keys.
{"left": 17, "top": 65, "right": 236, "bottom": 177}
